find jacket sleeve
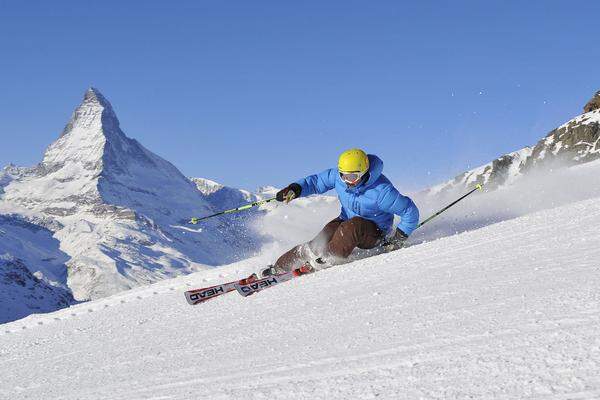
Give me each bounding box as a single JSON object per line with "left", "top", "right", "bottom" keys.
{"left": 377, "top": 186, "right": 420, "bottom": 235}
{"left": 295, "top": 168, "right": 337, "bottom": 197}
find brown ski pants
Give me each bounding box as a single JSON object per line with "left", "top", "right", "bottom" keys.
{"left": 274, "top": 216, "right": 383, "bottom": 272}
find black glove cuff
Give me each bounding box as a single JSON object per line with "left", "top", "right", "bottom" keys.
{"left": 276, "top": 183, "right": 302, "bottom": 202}
{"left": 289, "top": 183, "right": 302, "bottom": 198}
{"left": 396, "top": 228, "right": 408, "bottom": 239}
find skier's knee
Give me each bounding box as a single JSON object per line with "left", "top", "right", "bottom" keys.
{"left": 335, "top": 220, "right": 361, "bottom": 245}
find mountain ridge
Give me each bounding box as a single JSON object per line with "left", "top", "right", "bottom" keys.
{"left": 429, "top": 92, "right": 600, "bottom": 194}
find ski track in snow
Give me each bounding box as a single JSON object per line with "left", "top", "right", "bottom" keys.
{"left": 1, "top": 198, "right": 600, "bottom": 399}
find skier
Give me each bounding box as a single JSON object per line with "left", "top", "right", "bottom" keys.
{"left": 263, "top": 148, "right": 419, "bottom": 276}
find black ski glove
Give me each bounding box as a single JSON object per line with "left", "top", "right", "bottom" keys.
{"left": 383, "top": 228, "right": 408, "bottom": 252}
{"left": 276, "top": 183, "right": 302, "bottom": 203}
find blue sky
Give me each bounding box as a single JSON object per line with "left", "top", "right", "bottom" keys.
{"left": 0, "top": 1, "right": 598, "bottom": 192}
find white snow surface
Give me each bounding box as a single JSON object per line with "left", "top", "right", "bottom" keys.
{"left": 2, "top": 195, "right": 600, "bottom": 399}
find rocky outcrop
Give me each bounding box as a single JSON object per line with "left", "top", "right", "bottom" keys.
{"left": 429, "top": 147, "right": 532, "bottom": 194}
{"left": 521, "top": 109, "right": 600, "bottom": 172}
{"left": 584, "top": 90, "right": 600, "bottom": 113}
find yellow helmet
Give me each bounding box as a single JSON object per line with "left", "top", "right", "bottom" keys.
{"left": 338, "top": 148, "right": 369, "bottom": 174}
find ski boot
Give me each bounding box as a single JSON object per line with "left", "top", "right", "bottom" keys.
{"left": 295, "top": 257, "right": 327, "bottom": 275}
{"left": 260, "top": 265, "right": 281, "bottom": 278}
{"left": 261, "top": 261, "right": 316, "bottom": 278}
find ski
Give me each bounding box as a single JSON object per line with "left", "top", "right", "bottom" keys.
{"left": 184, "top": 273, "right": 258, "bottom": 305}
{"left": 185, "top": 265, "right": 313, "bottom": 305}
{"left": 234, "top": 265, "right": 313, "bottom": 297}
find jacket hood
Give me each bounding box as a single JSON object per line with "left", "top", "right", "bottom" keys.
{"left": 365, "top": 154, "right": 383, "bottom": 186}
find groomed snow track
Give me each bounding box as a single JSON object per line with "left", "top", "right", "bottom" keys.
{"left": 1, "top": 197, "right": 600, "bottom": 399}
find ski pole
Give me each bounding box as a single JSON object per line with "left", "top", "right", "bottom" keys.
{"left": 417, "top": 183, "right": 483, "bottom": 229}
{"left": 189, "top": 197, "right": 277, "bottom": 224}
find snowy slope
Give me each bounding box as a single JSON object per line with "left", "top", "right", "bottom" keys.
{"left": 0, "top": 215, "right": 75, "bottom": 323}
{"left": 413, "top": 159, "right": 600, "bottom": 246}
{"left": 0, "top": 255, "right": 74, "bottom": 324}
{"left": 2, "top": 193, "right": 599, "bottom": 399}
{"left": 0, "top": 215, "right": 69, "bottom": 285}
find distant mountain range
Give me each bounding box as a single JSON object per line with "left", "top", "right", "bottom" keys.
{"left": 1, "top": 88, "right": 599, "bottom": 324}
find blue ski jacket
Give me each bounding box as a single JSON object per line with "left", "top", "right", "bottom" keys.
{"left": 295, "top": 154, "right": 420, "bottom": 235}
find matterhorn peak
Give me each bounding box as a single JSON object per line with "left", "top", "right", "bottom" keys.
{"left": 41, "top": 87, "right": 129, "bottom": 172}
{"left": 0, "top": 87, "right": 255, "bottom": 304}
{"left": 59, "top": 87, "right": 121, "bottom": 138}
{"left": 82, "top": 87, "right": 115, "bottom": 115}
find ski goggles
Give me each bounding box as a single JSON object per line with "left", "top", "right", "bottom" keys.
{"left": 339, "top": 170, "right": 367, "bottom": 185}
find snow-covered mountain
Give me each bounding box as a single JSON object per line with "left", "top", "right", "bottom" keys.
{"left": 5, "top": 88, "right": 215, "bottom": 221}
{"left": 429, "top": 90, "right": 600, "bottom": 194}
{"left": 0, "top": 214, "right": 75, "bottom": 324}
{"left": 191, "top": 177, "right": 259, "bottom": 210}
{"left": 0, "top": 254, "right": 74, "bottom": 324}
{"left": 0, "top": 88, "right": 263, "bottom": 309}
